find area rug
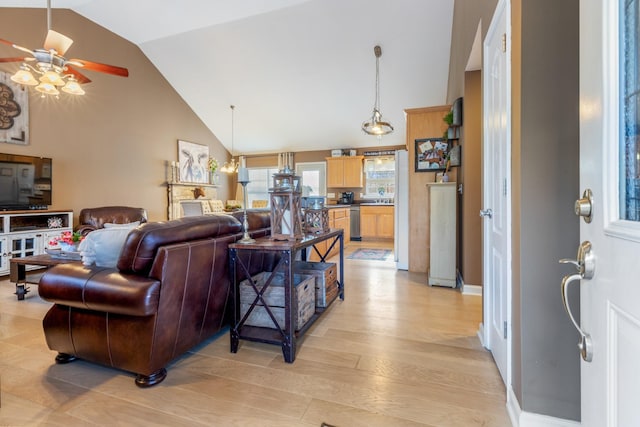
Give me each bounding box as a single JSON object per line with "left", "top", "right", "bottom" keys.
{"left": 347, "top": 248, "right": 393, "bottom": 261}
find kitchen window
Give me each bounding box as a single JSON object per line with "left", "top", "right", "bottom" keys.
{"left": 363, "top": 156, "right": 395, "bottom": 199}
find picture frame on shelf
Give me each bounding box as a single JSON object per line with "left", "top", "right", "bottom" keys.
{"left": 414, "top": 138, "right": 450, "bottom": 172}
{"left": 178, "top": 140, "right": 209, "bottom": 184}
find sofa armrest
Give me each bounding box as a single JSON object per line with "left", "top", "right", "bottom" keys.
{"left": 38, "top": 263, "right": 160, "bottom": 316}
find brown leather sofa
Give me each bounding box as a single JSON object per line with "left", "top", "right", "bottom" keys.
{"left": 38, "top": 211, "right": 272, "bottom": 387}
{"left": 75, "top": 206, "right": 148, "bottom": 236}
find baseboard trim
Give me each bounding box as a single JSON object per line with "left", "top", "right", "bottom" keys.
{"left": 477, "top": 322, "right": 486, "bottom": 348}
{"left": 456, "top": 271, "right": 482, "bottom": 296}
{"left": 507, "top": 387, "right": 580, "bottom": 427}
{"left": 462, "top": 284, "right": 482, "bottom": 296}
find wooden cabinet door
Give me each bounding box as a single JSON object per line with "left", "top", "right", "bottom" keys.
{"left": 377, "top": 208, "right": 395, "bottom": 238}
{"left": 326, "top": 158, "right": 344, "bottom": 187}
{"left": 360, "top": 207, "right": 377, "bottom": 238}
{"left": 342, "top": 157, "right": 363, "bottom": 187}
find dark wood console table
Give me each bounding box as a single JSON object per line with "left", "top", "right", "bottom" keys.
{"left": 10, "top": 254, "right": 81, "bottom": 300}
{"left": 229, "top": 229, "right": 344, "bottom": 362}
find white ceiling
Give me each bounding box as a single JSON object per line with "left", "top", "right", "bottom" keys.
{"left": 0, "top": 0, "right": 455, "bottom": 155}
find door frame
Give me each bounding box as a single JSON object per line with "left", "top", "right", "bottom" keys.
{"left": 481, "top": 0, "right": 512, "bottom": 387}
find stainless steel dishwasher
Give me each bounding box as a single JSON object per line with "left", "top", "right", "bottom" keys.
{"left": 350, "top": 205, "right": 361, "bottom": 241}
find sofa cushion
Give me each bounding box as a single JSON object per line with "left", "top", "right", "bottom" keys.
{"left": 117, "top": 215, "right": 243, "bottom": 275}
{"left": 78, "top": 227, "right": 132, "bottom": 268}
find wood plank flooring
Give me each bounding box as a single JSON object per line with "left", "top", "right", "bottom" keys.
{"left": 0, "top": 241, "right": 511, "bottom": 426}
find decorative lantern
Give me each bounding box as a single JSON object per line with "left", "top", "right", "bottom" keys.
{"left": 269, "top": 171, "right": 304, "bottom": 240}
{"left": 304, "top": 206, "right": 329, "bottom": 234}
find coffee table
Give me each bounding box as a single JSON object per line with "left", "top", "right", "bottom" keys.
{"left": 10, "top": 254, "right": 82, "bottom": 300}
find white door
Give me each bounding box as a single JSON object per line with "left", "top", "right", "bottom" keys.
{"left": 573, "top": 0, "right": 640, "bottom": 424}
{"left": 482, "top": 0, "right": 511, "bottom": 385}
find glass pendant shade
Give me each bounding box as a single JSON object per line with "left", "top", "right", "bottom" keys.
{"left": 11, "top": 67, "right": 38, "bottom": 86}
{"left": 61, "top": 77, "right": 85, "bottom": 95}
{"left": 362, "top": 45, "right": 393, "bottom": 136}
{"left": 35, "top": 82, "right": 59, "bottom": 96}
{"left": 362, "top": 108, "right": 394, "bottom": 136}
{"left": 40, "top": 70, "right": 65, "bottom": 86}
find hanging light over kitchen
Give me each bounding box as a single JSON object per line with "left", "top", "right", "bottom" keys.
{"left": 362, "top": 45, "right": 393, "bottom": 136}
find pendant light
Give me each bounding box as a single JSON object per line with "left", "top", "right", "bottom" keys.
{"left": 221, "top": 105, "right": 239, "bottom": 174}
{"left": 362, "top": 45, "right": 393, "bottom": 136}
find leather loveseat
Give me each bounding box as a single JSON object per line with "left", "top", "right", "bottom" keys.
{"left": 38, "top": 211, "right": 272, "bottom": 387}
{"left": 75, "top": 206, "right": 148, "bottom": 236}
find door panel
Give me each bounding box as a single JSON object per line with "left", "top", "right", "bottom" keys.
{"left": 579, "top": 0, "right": 640, "bottom": 424}
{"left": 482, "top": 0, "right": 510, "bottom": 385}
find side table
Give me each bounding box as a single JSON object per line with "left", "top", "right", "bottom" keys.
{"left": 10, "top": 254, "right": 81, "bottom": 300}
{"left": 229, "top": 229, "right": 344, "bottom": 362}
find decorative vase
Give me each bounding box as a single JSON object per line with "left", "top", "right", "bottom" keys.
{"left": 58, "top": 242, "right": 78, "bottom": 252}
{"left": 209, "top": 171, "right": 220, "bottom": 185}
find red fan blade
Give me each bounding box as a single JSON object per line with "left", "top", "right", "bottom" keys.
{"left": 0, "top": 38, "right": 34, "bottom": 55}
{"left": 65, "top": 65, "right": 91, "bottom": 84}
{"left": 0, "top": 57, "right": 25, "bottom": 63}
{"left": 44, "top": 30, "right": 73, "bottom": 55}
{"left": 68, "top": 58, "right": 128, "bottom": 77}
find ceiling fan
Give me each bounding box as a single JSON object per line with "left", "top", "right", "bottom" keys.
{"left": 0, "top": 0, "right": 128, "bottom": 97}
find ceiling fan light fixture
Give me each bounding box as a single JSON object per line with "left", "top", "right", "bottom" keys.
{"left": 10, "top": 66, "right": 38, "bottom": 86}
{"left": 0, "top": 0, "right": 128, "bottom": 98}
{"left": 361, "top": 45, "right": 393, "bottom": 137}
{"left": 61, "top": 76, "right": 85, "bottom": 95}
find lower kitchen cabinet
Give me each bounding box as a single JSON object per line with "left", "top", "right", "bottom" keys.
{"left": 360, "top": 205, "right": 394, "bottom": 239}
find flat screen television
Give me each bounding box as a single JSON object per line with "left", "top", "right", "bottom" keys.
{"left": 0, "top": 153, "right": 52, "bottom": 210}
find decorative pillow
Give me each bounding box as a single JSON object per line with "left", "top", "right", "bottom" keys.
{"left": 103, "top": 221, "right": 141, "bottom": 229}
{"left": 77, "top": 227, "right": 132, "bottom": 268}
{"left": 209, "top": 200, "right": 225, "bottom": 213}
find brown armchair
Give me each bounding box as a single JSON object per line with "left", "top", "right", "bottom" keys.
{"left": 75, "top": 206, "right": 148, "bottom": 236}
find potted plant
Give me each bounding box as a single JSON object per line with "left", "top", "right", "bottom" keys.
{"left": 443, "top": 111, "right": 454, "bottom": 139}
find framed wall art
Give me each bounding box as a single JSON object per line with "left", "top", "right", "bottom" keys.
{"left": 178, "top": 139, "right": 209, "bottom": 184}
{"left": 0, "top": 72, "right": 29, "bottom": 145}
{"left": 415, "top": 138, "right": 450, "bottom": 172}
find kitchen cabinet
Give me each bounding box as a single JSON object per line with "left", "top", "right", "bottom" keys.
{"left": 326, "top": 156, "right": 363, "bottom": 188}
{"left": 309, "top": 207, "right": 350, "bottom": 261}
{"left": 360, "top": 205, "right": 394, "bottom": 239}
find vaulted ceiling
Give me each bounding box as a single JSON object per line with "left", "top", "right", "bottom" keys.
{"left": 0, "top": 0, "right": 454, "bottom": 155}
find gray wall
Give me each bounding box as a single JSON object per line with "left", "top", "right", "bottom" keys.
{"left": 517, "top": 0, "right": 580, "bottom": 419}
{"left": 449, "top": 0, "right": 581, "bottom": 421}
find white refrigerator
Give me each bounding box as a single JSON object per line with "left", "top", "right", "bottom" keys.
{"left": 394, "top": 150, "right": 409, "bottom": 270}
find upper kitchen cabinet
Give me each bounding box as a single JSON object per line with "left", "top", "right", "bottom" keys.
{"left": 326, "top": 156, "right": 364, "bottom": 188}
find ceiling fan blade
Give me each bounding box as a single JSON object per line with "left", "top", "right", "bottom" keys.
{"left": 68, "top": 59, "right": 129, "bottom": 77}
{"left": 0, "top": 57, "right": 26, "bottom": 63}
{"left": 65, "top": 65, "right": 91, "bottom": 84}
{"left": 0, "top": 38, "right": 35, "bottom": 55}
{"left": 44, "top": 30, "right": 73, "bottom": 55}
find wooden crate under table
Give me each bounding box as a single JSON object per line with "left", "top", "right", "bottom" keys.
{"left": 240, "top": 271, "right": 315, "bottom": 330}
{"left": 294, "top": 261, "right": 338, "bottom": 308}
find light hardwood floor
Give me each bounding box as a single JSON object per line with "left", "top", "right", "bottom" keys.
{"left": 0, "top": 241, "right": 510, "bottom": 426}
